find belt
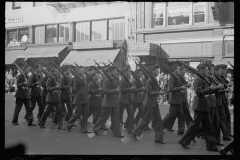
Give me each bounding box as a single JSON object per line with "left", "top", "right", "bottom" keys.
{"left": 204, "top": 95, "right": 209, "bottom": 97}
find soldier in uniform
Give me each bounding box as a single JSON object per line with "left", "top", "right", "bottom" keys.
{"left": 59, "top": 68, "right": 73, "bottom": 122}
{"left": 131, "top": 64, "right": 165, "bottom": 144}
{"left": 38, "top": 68, "right": 63, "bottom": 129}
{"left": 93, "top": 66, "right": 123, "bottom": 138}
{"left": 162, "top": 64, "right": 186, "bottom": 135}
{"left": 29, "top": 65, "right": 44, "bottom": 120}
{"left": 88, "top": 72, "right": 102, "bottom": 125}
{"left": 12, "top": 66, "right": 35, "bottom": 126}
{"left": 124, "top": 69, "right": 145, "bottom": 130}
{"left": 118, "top": 66, "right": 136, "bottom": 133}
{"left": 67, "top": 66, "right": 90, "bottom": 133}
{"left": 179, "top": 63, "right": 218, "bottom": 151}
{"left": 40, "top": 69, "right": 48, "bottom": 112}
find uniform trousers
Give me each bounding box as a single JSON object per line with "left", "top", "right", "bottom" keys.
{"left": 39, "top": 102, "right": 63, "bottom": 128}
{"left": 60, "top": 99, "right": 73, "bottom": 121}
{"left": 30, "top": 96, "right": 44, "bottom": 120}
{"left": 134, "top": 105, "right": 154, "bottom": 128}
{"left": 118, "top": 103, "right": 135, "bottom": 132}
{"left": 209, "top": 107, "right": 221, "bottom": 143}
{"left": 124, "top": 102, "right": 144, "bottom": 129}
{"left": 12, "top": 98, "right": 33, "bottom": 124}
{"left": 93, "top": 107, "right": 121, "bottom": 137}
{"left": 223, "top": 104, "right": 231, "bottom": 136}
{"left": 42, "top": 96, "right": 47, "bottom": 111}
{"left": 179, "top": 111, "right": 217, "bottom": 150}
{"left": 217, "top": 106, "right": 229, "bottom": 138}
{"left": 68, "top": 103, "right": 89, "bottom": 132}
{"left": 88, "top": 107, "right": 101, "bottom": 125}
{"left": 163, "top": 103, "right": 185, "bottom": 133}
{"left": 132, "top": 104, "right": 164, "bottom": 141}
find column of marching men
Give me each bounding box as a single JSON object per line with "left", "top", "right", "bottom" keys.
{"left": 11, "top": 60, "right": 233, "bottom": 152}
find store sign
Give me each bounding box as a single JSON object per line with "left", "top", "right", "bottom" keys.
{"left": 5, "top": 16, "right": 23, "bottom": 23}
{"left": 128, "top": 43, "right": 150, "bottom": 51}
{"left": 223, "top": 29, "right": 234, "bottom": 35}
{"left": 73, "top": 40, "right": 113, "bottom": 49}
{"left": 168, "top": 8, "right": 190, "bottom": 14}
{"left": 8, "top": 41, "right": 21, "bottom": 47}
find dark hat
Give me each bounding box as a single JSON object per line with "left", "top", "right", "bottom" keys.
{"left": 120, "top": 65, "right": 130, "bottom": 72}
{"left": 220, "top": 64, "right": 227, "bottom": 69}
{"left": 180, "top": 65, "right": 186, "bottom": 70}
{"left": 214, "top": 64, "right": 222, "bottom": 70}
{"left": 134, "top": 69, "right": 141, "bottom": 75}
{"left": 148, "top": 64, "right": 159, "bottom": 71}
{"left": 106, "top": 66, "right": 116, "bottom": 72}
{"left": 197, "top": 63, "right": 208, "bottom": 71}
{"left": 171, "top": 64, "right": 179, "bottom": 70}
{"left": 208, "top": 64, "right": 214, "bottom": 68}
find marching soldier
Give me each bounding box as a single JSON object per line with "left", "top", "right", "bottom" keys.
{"left": 38, "top": 68, "right": 63, "bottom": 129}
{"left": 179, "top": 63, "right": 218, "bottom": 151}
{"left": 92, "top": 66, "right": 123, "bottom": 138}
{"left": 118, "top": 66, "right": 136, "bottom": 133}
{"left": 88, "top": 72, "right": 102, "bottom": 125}
{"left": 131, "top": 64, "right": 165, "bottom": 144}
{"left": 162, "top": 64, "right": 186, "bottom": 135}
{"left": 29, "top": 65, "right": 44, "bottom": 120}
{"left": 67, "top": 66, "right": 90, "bottom": 133}
{"left": 40, "top": 68, "right": 48, "bottom": 112}
{"left": 12, "top": 65, "right": 35, "bottom": 126}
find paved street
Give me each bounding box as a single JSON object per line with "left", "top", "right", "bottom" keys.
{"left": 5, "top": 94, "right": 233, "bottom": 155}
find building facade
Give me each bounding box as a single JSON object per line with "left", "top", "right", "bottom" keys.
{"left": 128, "top": 2, "right": 234, "bottom": 68}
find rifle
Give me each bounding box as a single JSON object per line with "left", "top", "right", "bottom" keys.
{"left": 64, "top": 63, "right": 81, "bottom": 80}
{"left": 108, "top": 60, "right": 133, "bottom": 87}
{"left": 94, "top": 60, "right": 117, "bottom": 88}
{"left": 91, "top": 66, "right": 105, "bottom": 78}
{"left": 52, "top": 61, "right": 70, "bottom": 85}
{"left": 228, "top": 61, "right": 234, "bottom": 69}
{"left": 130, "top": 69, "right": 143, "bottom": 87}
{"left": 37, "top": 63, "right": 55, "bottom": 82}
{"left": 21, "top": 59, "right": 40, "bottom": 81}
{"left": 157, "top": 62, "right": 184, "bottom": 86}
{"left": 177, "top": 59, "right": 213, "bottom": 87}
{"left": 102, "top": 62, "right": 120, "bottom": 85}
{"left": 13, "top": 61, "right": 28, "bottom": 82}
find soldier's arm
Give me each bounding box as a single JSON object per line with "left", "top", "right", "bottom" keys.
{"left": 119, "top": 79, "right": 132, "bottom": 93}
{"left": 60, "top": 76, "right": 70, "bottom": 90}
{"left": 131, "top": 79, "right": 143, "bottom": 93}
{"left": 89, "top": 82, "right": 101, "bottom": 94}
{"left": 103, "top": 79, "right": 118, "bottom": 95}
{"left": 194, "top": 79, "right": 212, "bottom": 96}
{"left": 146, "top": 80, "right": 159, "bottom": 96}
{"left": 46, "top": 78, "right": 57, "bottom": 92}
{"left": 29, "top": 75, "right": 38, "bottom": 88}
{"left": 169, "top": 77, "right": 181, "bottom": 92}
{"left": 16, "top": 75, "right": 24, "bottom": 88}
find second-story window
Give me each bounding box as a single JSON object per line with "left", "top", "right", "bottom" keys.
{"left": 46, "top": 24, "right": 57, "bottom": 43}
{"left": 76, "top": 22, "right": 90, "bottom": 41}
{"left": 153, "top": 3, "right": 165, "bottom": 27}
{"left": 109, "top": 19, "right": 125, "bottom": 40}
{"left": 92, "top": 20, "right": 106, "bottom": 41}
{"left": 35, "top": 26, "right": 45, "bottom": 44}
{"left": 193, "top": 3, "right": 205, "bottom": 23}
{"left": 167, "top": 5, "right": 190, "bottom": 26}
{"left": 59, "top": 23, "right": 70, "bottom": 42}
{"left": 13, "top": 2, "right": 21, "bottom": 10}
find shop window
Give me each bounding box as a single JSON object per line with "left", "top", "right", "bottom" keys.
{"left": 225, "top": 41, "right": 234, "bottom": 55}
{"left": 46, "top": 24, "right": 57, "bottom": 43}
{"left": 92, "top": 20, "right": 106, "bottom": 41}
{"left": 7, "top": 29, "right": 18, "bottom": 45}
{"left": 153, "top": 3, "right": 164, "bottom": 27}
{"left": 76, "top": 22, "right": 90, "bottom": 41}
{"left": 18, "top": 28, "right": 29, "bottom": 43}
{"left": 35, "top": 26, "right": 44, "bottom": 44}
{"left": 193, "top": 3, "right": 205, "bottom": 23}
{"left": 109, "top": 19, "right": 125, "bottom": 40}
{"left": 167, "top": 6, "right": 190, "bottom": 26}
{"left": 13, "top": 2, "right": 21, "bottom": 10}
{"left": 34, "top": 2, "right": 45, "bottom": 7}
{"left": 59, "top": 23, "right": 70, "bottom": 42}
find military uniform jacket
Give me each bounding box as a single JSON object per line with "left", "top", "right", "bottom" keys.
{"left": 168, "top": 74, "right": 182, "bottom": 104}
{"left": 45, "top": 77, "right": 60, "bottom": 103}
{"left": 179, "top": 75, "right": 187, "bottom": 103}
{"left": 192, "top": 77, "right": 213, "bottom": 112}
{"left": 29, "top": 73, "right": 41, "bottom": 97}
{"left": 41, "top": 75, "right": 48, "bottom": 97}
{"left": 102, "top": 78, "right": 118, "bottom": 108}
{"left": 89, "top": 81, "right": 101, "bottom": 108}
{"left": 131, "top": 78, "right": 144, "bottom": 103}
{"left": 117, "top": 78, "right": 132, "bottom": 104}
{"left": 142, "top": 76, "right": 147, "bottom": 102}
{"left": 15, "top": 74, "right": 31, "bottom": 99}
{"left": 72, "top": 76, "right": 89, "bottom": 105}
{"left": 143, "top": 78, "right": 160, "bottom": 107}
{"left": 59, "top": 75, "right": 72, "bottom": 101}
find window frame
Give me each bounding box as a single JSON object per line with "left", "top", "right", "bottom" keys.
{"left": 34, "top": 25, "right": 45, "bottom": 44}
{"left": 12, "top": 2, "right": 21, "bottom": 10}
{"left": 45, "top": 24, "right": 58, "bottom": 43}
{"left": 152, "top": 2, "right": 166, "bottom": 28}
{"left": 91, "top": 20, "right": 107, "bottom": 41}
{"left": 108, "top": 18, "right": 125, "bottom": 40}
{"left": 193, "top": 2, "right": 206, "bottom": 24}
{"left": 58, "top": 23, "right": 70, "bottom": 42}
{"left": 76, "top": 21, "right": 90, "bottom": 42}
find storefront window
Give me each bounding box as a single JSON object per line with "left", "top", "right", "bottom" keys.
{"left": 18, "top": 28, "right": 29, "bottom": 43}
{"left": 92, "top": 20, "right": 106, "bottom": 41}
{"left": 46, "top": 24, "right": 57, "bottom": 43}
{"left": 109, "top": 19, "right": 125, "bottom": 40}
{"left": 13, "top": 2, "right": 21, "bottom": 10}
{"left": 35, "top": 26, "right": 44, "bottom": 44}
{"left": 193, "top": 3, "right": 205, "bottom": 23}
{"left": 59, "top": 23, "right": 70, "bottom": 42}
{"left": 76, "top": 22, "right": 90, "bottom": 41}
{"left": 225, "top": 41, "right": 234, "bottom": 55}
{"left": 167, "top": 6, "right": 190, "bottom": 26}
{"left": 153, "top": 3, "right": 164, "bottom": 27}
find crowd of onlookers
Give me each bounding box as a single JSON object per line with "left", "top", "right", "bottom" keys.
{"left": 5, "top": 68, "right": 20, "bottom": 94}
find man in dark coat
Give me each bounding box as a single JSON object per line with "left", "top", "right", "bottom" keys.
{"left": 131, "top": 65, "right": 165, "bottom": 144}
{"left": 179, "top": 63, "right": 219, "bottom": 151}
{"left": 38, "top": 68, "right": 63, "bottom": 129}
{"left": 162, "top": 64, "right": 186, "bottom": 135}
{"left": 12, "top": 66, "right": 35, "bottom": 126}
{"left": 29, "top": 66, "right": 44, "bottom": 120}
{"left": 93, "top": 66, "right": 123, "bottom": 138}
{"left": 67, "top": 66, "right": 90, "bottom": 133}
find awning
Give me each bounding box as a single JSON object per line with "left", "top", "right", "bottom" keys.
{"left": 61, "top": 49, "right": 120, "bottom": 66}
{"left": 5, "top": 49, "right": 25, "bottom": 65}
{"left": 18, "top": 46, "right": 67, "bottom": 59}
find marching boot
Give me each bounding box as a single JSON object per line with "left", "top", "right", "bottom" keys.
{"left": 219, "top": 139, "right": 234, "bottom": 155}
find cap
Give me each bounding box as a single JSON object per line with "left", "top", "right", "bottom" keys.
{"left": 120, "top": 65, "right": 130, "bottom": 72}
{"left": 148, "top": 64, "right": 159, "bottom": 71}
{"left": 134, "top": 69, "right": 141, "bottom": 75}
{"left": 208, "top": 64, "right": 214, "bottom": 68}
{"left": 180, "top": 65, "right": 186, "bottom": 70}
{"left": 214, "top": 64, "right": 222, "bottom": 70}
{"left": 171, "top": 64, "right": 179, "bottom": 70}
{"left": 197, "top": 63, "right": 208, "bottom": 71}
{"left": 106, "top": 66, "right": 116, "bottom": 72}
{"left": 220, "top": 64, "right": 227, "bottom": 69}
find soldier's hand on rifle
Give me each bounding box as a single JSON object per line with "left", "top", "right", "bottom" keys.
{"left": 131, "top": 85, "right": 136, "bottom": 89}
{"left": 23, "top": 81, "right": 29, "bottom": 85}
{"left": 55, "top": 84, "right": 61, "bottom": 89}
{"left": 217, "top": 83, "right": 224, "bottom": 89}
{"left": 210, "top": 84, "right": 216, "bottom": 90}
{"left": 186, "top": 83, "right": 191, "bottom": 88}
{"left": 142, "top": 87, "right": 146, "bottom": 91}
{"left": 180, "top": 85, "right": 187, "bottom": 90}
{"left": 159, "top": 90, "right": 165, "bottom": 95}
{"left": 116, "top": 87, "right": 121, "bottom": 93}
{"left": 227, "top": 82, "right": 233, "bottom": 87}
{"left": 99, "top": 87, "right": 102, "bottom": 91}
{"left": 225, "top": 88, "right": 231, "bottom": 93}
